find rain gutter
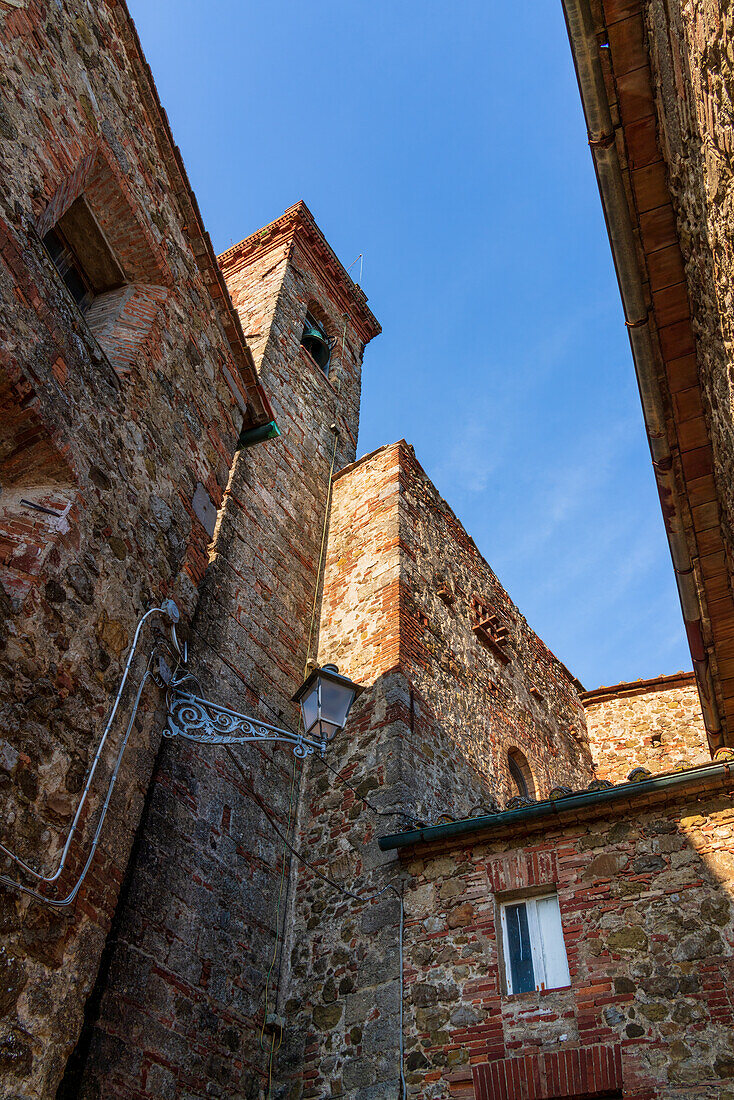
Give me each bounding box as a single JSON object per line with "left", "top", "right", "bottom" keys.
{"left": 378, "top": 759, "right": 733, "bottom": 853}
{"left": 560, "top": 0, "right": 722, "bottom": 748}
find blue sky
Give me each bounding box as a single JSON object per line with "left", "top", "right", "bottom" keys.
{"left": 128, "top": 1, "right": 691, "bottom": 689}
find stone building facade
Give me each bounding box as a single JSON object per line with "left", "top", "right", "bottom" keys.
{"left": 0, "top": 2, "right": 271, "bottom": 1095}
{"left": 1, "top": 2, "right": 734, "bottom": 1100}
{"left": 379, "top": 764, "right": 734, "bottom": 1099}
{"left": 582, "top": 672, "right": 710, "bottom": 784}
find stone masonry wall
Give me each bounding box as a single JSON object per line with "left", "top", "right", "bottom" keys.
{"left": 279, "top": 668, "right": 412, "bottom": 1100}
{"left": 583, "top": 673, "right": 711, "bottom": 784}
{"left": 0, "top": 3, "right": 256, "bottom": 1097}
{"left": 395, "top": 782, "right": 734, "bottom": 1099}
{"left": 77, "top": 210, "right": 380, "bottom": 1099}
{"left": 320, "top": 441, "right": 594, "bottom": 816}
{"left": 275, "top": 440, "right": 596, "bottom": 1099}
{"left": 395, "top": 442, "right": 593, "bottom": 808}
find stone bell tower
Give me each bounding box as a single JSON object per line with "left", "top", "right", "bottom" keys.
{"left": 73, "top": 204, "right": 380, "bottom": 1100}
{"left": 203, "top": 200, "right": 381, "bottom": 721}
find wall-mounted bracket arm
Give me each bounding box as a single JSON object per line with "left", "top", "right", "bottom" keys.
{"left": 164, "top": 689, "right": 326, "bottom": 758}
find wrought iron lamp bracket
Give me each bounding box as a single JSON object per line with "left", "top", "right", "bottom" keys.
{"left": 164, "top": 689, "right": 327, "bottom": 758}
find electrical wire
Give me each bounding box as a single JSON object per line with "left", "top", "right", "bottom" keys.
{"left": 177, "top": 626, "right": 477, "bottom": 832}
{"left": 0, "top": 663, "right": 154, "bottom": 908}
{"left": 258, "top": 751, "right": 299, "bottom": 1091}
{"left": 0, "top": 605, "right": 168, "bottom": 887}
{"left": 304, "top": 425, "right": 340, "bottom": 678}
{"left": 225, "top": 745, "right": 406, "bottom": 1100}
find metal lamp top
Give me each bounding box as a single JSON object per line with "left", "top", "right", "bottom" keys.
{"left": 292, "top": 662, "right": 362, "bottom": 700}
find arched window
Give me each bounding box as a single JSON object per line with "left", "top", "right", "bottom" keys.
{"left": 507, "top": 748, "right": 535, "bottom": 799}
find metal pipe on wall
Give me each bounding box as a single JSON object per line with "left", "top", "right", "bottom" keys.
{"left": 561, "top": 0, "right": 723, "bottom": 747}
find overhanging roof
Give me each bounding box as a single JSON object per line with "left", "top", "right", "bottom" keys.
{"left": 562, "top": 0, "right": 734, "bottom": 750}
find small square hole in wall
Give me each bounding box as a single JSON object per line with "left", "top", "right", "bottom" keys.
{"left": 416, "top": 610, "right": 429, "bottom": 629}
{"left": 435, "top": 571, "right": 454, "bottom": 604}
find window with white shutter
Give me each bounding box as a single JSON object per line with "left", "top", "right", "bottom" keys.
{"left": 499, "top": 892, "right": 570, "bottom": 995}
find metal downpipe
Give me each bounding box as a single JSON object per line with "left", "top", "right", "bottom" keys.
{"left": 561, "top": 0, "right": 723, "bottom": 745}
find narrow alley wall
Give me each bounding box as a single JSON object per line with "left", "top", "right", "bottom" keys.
{"left": 0, "top": 4, "right": 262, "bottom": 1096}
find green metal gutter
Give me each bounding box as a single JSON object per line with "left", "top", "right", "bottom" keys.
{"left": 378, "top": 760, "right": 733, "bottom": 853}
{"left": 237, "top": 420, "right": 280, "bottom": 449}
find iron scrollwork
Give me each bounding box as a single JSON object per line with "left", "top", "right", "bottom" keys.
{"left": 164, "top": 690, "right": 324, "bottom": 758}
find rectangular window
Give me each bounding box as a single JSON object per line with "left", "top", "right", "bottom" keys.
{"left": 500, "top": 892, "right": 570, "bottom": 995}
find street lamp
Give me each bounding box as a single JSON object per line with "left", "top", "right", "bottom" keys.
{"left": 164, "top": 647, "right": 364, "bottom": 758}
{"left": 292, "top": 664, "right": 364, "bottom": 744}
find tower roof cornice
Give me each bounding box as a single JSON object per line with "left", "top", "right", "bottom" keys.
{"left": 218, "top": 201, "right": 381, "bottom": 344}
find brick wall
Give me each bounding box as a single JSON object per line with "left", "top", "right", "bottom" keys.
{"left": 392, "top": 779, "right": 734, "bottom": 1099}
{"left": 583, "top": 672, "right": 710, "bottom": 784}
{"left": 0, "top": 3, "right": 261, "bottom": 1097}
{"left": 76, "top": 204, "right": 380, "bottom": 1099}
{"left": 320, "top": 440, "right": 593, "bottom": 815}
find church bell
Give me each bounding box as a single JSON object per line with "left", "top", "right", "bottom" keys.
{"left": 301, "top": 315, "right": 331, "bottom": 372}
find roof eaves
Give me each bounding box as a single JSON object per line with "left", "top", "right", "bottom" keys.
{"left": 378, "top": 755, "right": 733, "bottom": 854}
{"left": 581, "top": 670, "right": 696, "bottom": 704}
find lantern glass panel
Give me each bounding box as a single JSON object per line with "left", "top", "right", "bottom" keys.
{"left": 318, "top": 718, "right": 340, "bottom": 741}
{"left": 301, "top": 686, "right": 319, "bottom": 735}
{"left": 320, "top": 677, "right": 356, "bottom": 728}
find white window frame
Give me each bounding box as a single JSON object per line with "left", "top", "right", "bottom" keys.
{"left": 499, "top": 891, "right": 570, "bottom": 995}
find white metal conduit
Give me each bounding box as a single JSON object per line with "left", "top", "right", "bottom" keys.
{"left": 0, "top": 602, "right": 178, "bottom": 908}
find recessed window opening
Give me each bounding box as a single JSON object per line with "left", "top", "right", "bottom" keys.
{"left": 508, "top": 747, "right": 535, "bottom": 799}
{"left": 301, "top": 309, "right": 332, "bottom": 374}
{"left": 43, "top": 226, "right": 93, "bottom": 311}
{"left": 42, "top": 196, "right": 124, "bottom": 314}
{"left": 500, "top": 892, "right": 570, "bottom": 995}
